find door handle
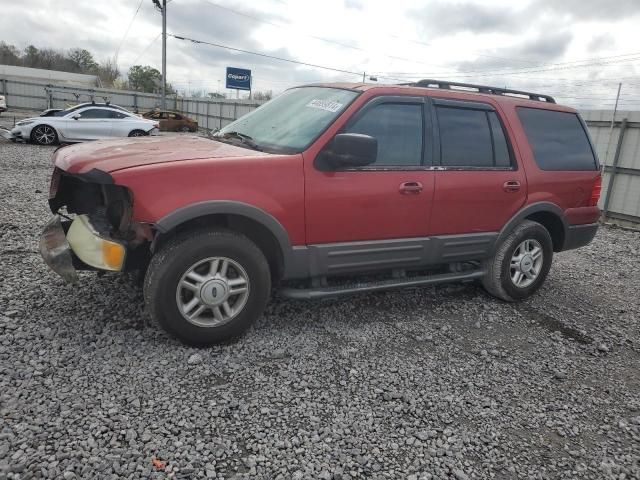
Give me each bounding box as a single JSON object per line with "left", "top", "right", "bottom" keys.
{"left": 399, "top": 181, "right": 423, "bottom": 194}
{"left": 503, "top": 180, "right": 521, "bottom": 193}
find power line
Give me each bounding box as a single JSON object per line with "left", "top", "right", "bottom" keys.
{"left": 198, "top": 0, "right": 452, "bottom": 70}
{"left": 131, "top": 33, "right": 162, "bottom": 65}
{"left": 191, "top": 0, "right": 640, "bottom": 95}
{"left": 169, "top": 33, "right": 364, "bottom": 77}
{"left": 114, "top": 0, "right": 145, "bottom": 64}
{"left": 372, "top": 55, "right": 640, "bottom": 80}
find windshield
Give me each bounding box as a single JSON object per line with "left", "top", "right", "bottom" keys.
{"left": 214, "top": 87, "right": 359, "bottom": 153}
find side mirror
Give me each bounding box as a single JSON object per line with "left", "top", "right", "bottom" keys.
{"left": 325, "top": 133, "right": 377, "bottom": 169}
{"left": 72, "top": 114, "right": 81, "bottom": 120}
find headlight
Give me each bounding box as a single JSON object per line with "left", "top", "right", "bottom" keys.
{"left": 66, "top": 215, "right": 126, "bottom": 271}
{"left": 17, "top": 120, "right": 35, "bottom": 126}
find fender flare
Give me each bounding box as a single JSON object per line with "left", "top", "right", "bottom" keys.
{"left": 496, "top": 202, "right": 568, "bottom": 251}
{"left": 153, "top": 199, "right": 294, "bottom": 267}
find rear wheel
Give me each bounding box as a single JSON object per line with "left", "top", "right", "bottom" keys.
{"left": 128, "top": 129, "right": 147, "bottom": 137}
{"left": 144, "top": 229, "right": 271, "bottom": 345}
{"left": 31, "top": 125, "right": 58, "bottom": 145}
{"left": 482, "top": 220, "right": 553, "bottom": 301}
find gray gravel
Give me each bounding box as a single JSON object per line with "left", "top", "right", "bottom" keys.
{"left": 1, "top": 138, "right": 640, "bottom": 480}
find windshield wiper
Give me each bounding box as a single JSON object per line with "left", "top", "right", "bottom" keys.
{"left": 215, "top": 131, "right": 263, "bottom": 151}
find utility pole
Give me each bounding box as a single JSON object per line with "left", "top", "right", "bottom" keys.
{"left": 603, "top": 83, "right": 622, "bottom": 166}
{"left": 161, "top": 0, "right": 167, "bottom": 109}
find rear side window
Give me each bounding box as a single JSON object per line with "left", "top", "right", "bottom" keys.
{"left": 78, "top": 109, "right": 112, "bottom": 119}
{"left": 436, "top": 106, "right": 512, "bottom": 168}
{"left": 517, "top": 107, "right": 597, "bottom": 171}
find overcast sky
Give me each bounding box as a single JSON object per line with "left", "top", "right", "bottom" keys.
{"left": 4, "top": 0, "right": 640, "bottom": 108}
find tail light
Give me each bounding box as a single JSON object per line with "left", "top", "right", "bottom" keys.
{"left": 589, "top": 174, "right": 602, "bottom": 207}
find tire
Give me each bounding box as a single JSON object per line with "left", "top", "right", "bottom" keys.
{"left": 128, "top": 129, "right": 147, "bottom": 137}
{"left": 482, "top": 220, "right": 553, "bottom": 302}
{"left": 30, "top": 124, "right": 58, "bottom": 145}
{"left": 181, "top": 125, "right": 190, "bottom": 133}
{"left": 144, "top": 229, "right": 271, "bottom": 346}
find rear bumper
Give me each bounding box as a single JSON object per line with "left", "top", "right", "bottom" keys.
{"left": 563, "top": 222, "right": 598, "bottom": 251}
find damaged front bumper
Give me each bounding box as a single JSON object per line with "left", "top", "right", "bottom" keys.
{"left": 0, "top": 127, "right": 15, "bottom": 141}
{"left": 39, "top": 214, "right": 128, "bottom": 283}
{"left": 39, "top": 216, "right": 78, "bottom": 283}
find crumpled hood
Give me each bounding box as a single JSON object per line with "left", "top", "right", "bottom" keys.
{"left": 53, "top": 135, "right": 267, "bottom": 174}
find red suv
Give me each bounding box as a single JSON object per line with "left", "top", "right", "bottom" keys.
{"left": 40, "top": 79, "right": 601, "bottom": 345}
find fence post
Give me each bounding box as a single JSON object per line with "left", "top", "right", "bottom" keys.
{"left": 233, "top": 102, "right": 237, "bottom": 120}
{"left": 602, "top": 118, "right": 628, "bottom": 219}
{"left": 206, "top": 101, "right": 210, "bottom": 131}
{"left": 133, "top": 93, "right": 138, "bottom": 113}
{"left": 1, "top": 79, "right": 7, "bottom": 106}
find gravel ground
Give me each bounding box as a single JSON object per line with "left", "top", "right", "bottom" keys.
{"left": 1, "top": 137, "right": 639, "bottom": 480}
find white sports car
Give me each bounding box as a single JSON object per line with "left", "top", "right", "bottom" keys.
{"left": 11, "top": 103, "right": 159, "bottom": 145}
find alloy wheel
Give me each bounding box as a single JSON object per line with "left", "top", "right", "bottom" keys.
{"left": 510, "top": 239, "right": 543, "bottom": 288}
{"left": 175, "top": 257, "right": 250, "bottom": 327}
{"left": 34, "top": 125, "right": 56, "bottom": 145}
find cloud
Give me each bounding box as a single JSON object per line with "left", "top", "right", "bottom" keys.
{"left": 532, "top": 0, "right": 640, "bottom": 20}
{"left": 344, "top": 0, "right": 363, "bottom": 10}
{"left": 410, "top": 1, "right": 523, "bottom": 36}
{"left": 454, "top": 30, "right": 574, "bottom": 72}
{"left": 586, "top": 33, "right": 616, "bottom": 53}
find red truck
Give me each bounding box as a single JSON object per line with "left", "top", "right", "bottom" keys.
{"left": 40, "top": 80, "right": 601, "bottom": 345}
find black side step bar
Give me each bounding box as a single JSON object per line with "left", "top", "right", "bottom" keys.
{"left": 279, "top": 270, "right": 485, "bottom": 300}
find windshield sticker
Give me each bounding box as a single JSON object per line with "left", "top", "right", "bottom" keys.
{"left": 306, "top": 99, "right": 344, "bottom": 113}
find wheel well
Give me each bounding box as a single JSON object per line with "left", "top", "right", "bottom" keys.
{"left": 525, "top": 211, "right": 565, "bottom": 252}
{"left": 30, "top": 124, "right": 57, "bottom": 139}
{"left": 154, "top": 214, "right": 285, "bottom": 281}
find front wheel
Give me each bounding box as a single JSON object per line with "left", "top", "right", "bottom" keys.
{"left": 128, "top": 129, "right": 147, "bottom": 137}
{"left": 144, "top": 229, "right": 271, "bottom": 345}
{"left": 482, "top": 220, "right": 553, "bottom": 302}
{"left": 31, "top": 125, "right": 58, "bottom": 145}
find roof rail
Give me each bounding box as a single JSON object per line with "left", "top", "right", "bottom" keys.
{"left": 406, "top": 79, "right": 556, "bottom": 104}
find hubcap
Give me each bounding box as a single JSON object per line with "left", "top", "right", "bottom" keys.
{"left": 510, "top": 239, "right": 543, "bottom": 288}
{"left": 35, "top": 126, "right": 55, "bottom": 144}
{"left": 176, "top": 257, "right": 250, "bottom": 327}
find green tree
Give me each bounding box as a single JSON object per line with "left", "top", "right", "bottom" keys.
{"left": 128, "top": 65, "right": 162, "bottom": 93}
{"left": 23, "top": 45, "right": 40, "bottom": 67}
{"left": 253, "top": 90, "right": 273, "bottom": 101}
{"left": 0, "top": 42, "right": 21, "bottom": 65}
{"left": 67, "top": 48, "right": 98, "bottom": 72}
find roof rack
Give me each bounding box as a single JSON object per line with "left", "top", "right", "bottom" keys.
{"left": 406, "top": 79, "right": 556, "bottom": 104}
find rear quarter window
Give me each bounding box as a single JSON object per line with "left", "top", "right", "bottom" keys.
{"left": 517, "top": 107, "right": 598, "bottom": 171}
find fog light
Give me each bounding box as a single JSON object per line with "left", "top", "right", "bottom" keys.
{"left": 67, "top": 215, "right": 126, "bottom": 271}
